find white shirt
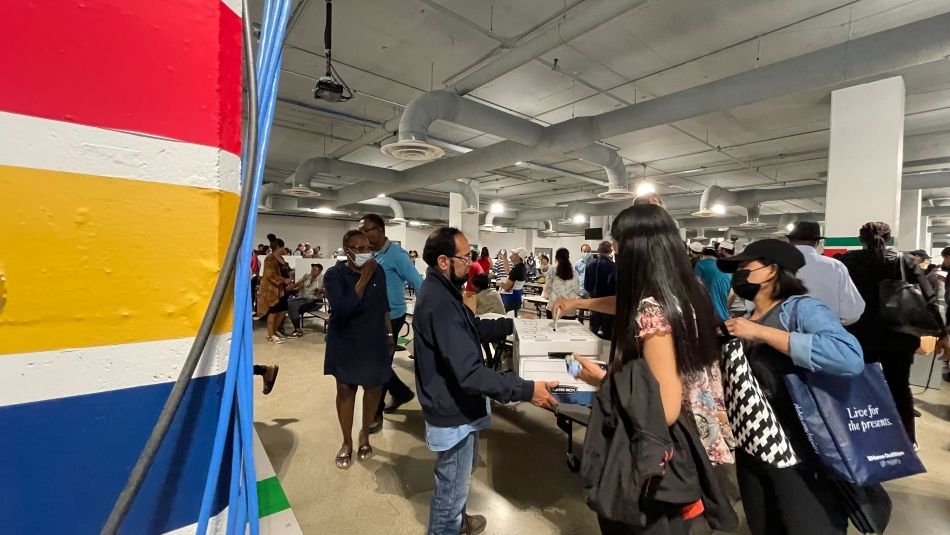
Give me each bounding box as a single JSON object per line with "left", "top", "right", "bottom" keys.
{"left": 544, "top": 274, "right": 580, "bottom": 314}
{"left": 794, "top": 245, "right": 865, "bottom": 325}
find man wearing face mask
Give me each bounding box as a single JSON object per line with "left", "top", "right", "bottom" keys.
{"left": 414, "top": 227, "right": 558, "bottom": 535}
{"left": 575, "top": 243, "right": 593, "bottom": 298}
{"left": 358, "top": 213, "right": 425, "bottom": 431}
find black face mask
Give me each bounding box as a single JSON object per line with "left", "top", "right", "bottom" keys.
{"left": 942, "top": 264, "right": 950, "bottom": 273}
{"left": 731, "top": 265, "right": 772, "bottom": 301}
{"left": 449, "top": 258, "right": 468, "bottom": 288}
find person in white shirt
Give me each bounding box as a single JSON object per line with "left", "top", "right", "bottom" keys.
{"left": 787, "top": 221, "right": 865, "bottom": 325}
{"left": 288, "top": 263, "right": 325, "bottom": 336}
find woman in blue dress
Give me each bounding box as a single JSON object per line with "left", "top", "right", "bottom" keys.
{"left": 323, "top": 230, "right": 394, "bottom": 469}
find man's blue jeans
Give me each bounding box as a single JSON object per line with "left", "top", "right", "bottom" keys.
{"left": 427, "top": 431, "right": 478, "bottom": 535}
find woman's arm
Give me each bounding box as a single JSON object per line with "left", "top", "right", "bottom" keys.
{"left": 642, "top": 333, "right": 683, "bottom": 426}
{"left": 551, "top": 295, "right": 616, "bottom": 317}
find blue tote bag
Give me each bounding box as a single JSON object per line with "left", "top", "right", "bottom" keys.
{"left": 782, "top": 300, "right": 925, "bottom": 485}
{"left": 785, "top": 366, "right": 925, "bottom": 485}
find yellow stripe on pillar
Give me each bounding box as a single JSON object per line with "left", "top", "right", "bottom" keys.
{"left": 0, "top": 165, "right": 238, "bottom": 355}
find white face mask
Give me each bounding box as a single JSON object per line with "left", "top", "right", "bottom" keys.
{"left": 351, "top": 252, "right": 374, "bottom": 267}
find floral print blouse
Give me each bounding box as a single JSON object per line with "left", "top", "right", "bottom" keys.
{"left": 636, "top": 297, "right": 736, "bottom": 465}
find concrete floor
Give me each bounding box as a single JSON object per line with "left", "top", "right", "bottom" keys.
{"left": 254, "top": 324, "right": 950, "bottom": 535}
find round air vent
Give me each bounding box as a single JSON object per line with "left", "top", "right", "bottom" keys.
{"left": 738, "top": 220, "right": 767, "bottom": 228}
{"left": 597, "top": 188, "right": 636, "bottom": 200}
{"left": 380, "top": 140, "right": 444, "bottom": 161}
{"left": 460, "top": 206, "right": 484, "bottom": 214}
{"left": 386, "top": 217, "right": 408, "bottom": 225}
{"left": 281, "top": 185, "right": 322, "bottom": 198}
{"left": 691, "top": 208, "right": 715, "bottom": 217}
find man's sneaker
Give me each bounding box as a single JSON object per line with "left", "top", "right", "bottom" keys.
{"left": 459, "top": 514, "right": 486, "bottom": 535}
{"left": 383, "top": 392, "right": 416, "bottom": 414}
{"left": 267, "top": 335, "right": 283, "bottom": 344}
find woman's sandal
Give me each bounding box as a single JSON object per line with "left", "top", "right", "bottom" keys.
{"left": 335, "top": 447, "right": 352, "bottom": 469}
{"left": 357, "top": 443, "right": 373, "bottom": 461}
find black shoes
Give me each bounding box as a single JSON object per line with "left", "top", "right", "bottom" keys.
{"left": 383, "top": 392, "right": 416, "bottom": 414}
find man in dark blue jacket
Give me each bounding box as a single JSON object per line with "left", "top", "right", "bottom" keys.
{"left": 414, "top": 227, "right": 557, "bottom": 535}
{"left": 584, "top": 240, "right": 616, "bottom": 339}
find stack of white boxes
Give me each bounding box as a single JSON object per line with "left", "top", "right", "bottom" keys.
{"left": 512, "top": 318, "right": 603, "bottom": 405}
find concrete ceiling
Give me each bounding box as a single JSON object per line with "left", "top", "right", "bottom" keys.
{"left": 252, "top": 0, "right": 950, "bottom": 223}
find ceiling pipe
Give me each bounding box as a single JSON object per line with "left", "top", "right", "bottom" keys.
{"left": 923, "top": 205, "right": 950, "bottom": 217}
{"left": 381, "top": 90, "right": 626, "bottom": 194}
{"left": 447, "top": 0, "right": 649, "bottom": 95}
{"left": 927, "top": 225, "right": 950, "bottom": 234}
{"left": 289, "top": 157, "right": 399, "bottom": 185}
{"left": 328, "top": 12, "right": 950, "bottom": 208}
{"left": 426, "top": 180, "right": 481, "bottom": 213}
{"left": 676, "top": 212, "right": 824, "bottom": 230}
{"left": 692, "top": 185, "right": 738, "bottom": 216}
{"left": 358, "top": 196, "right": 407, "bottom": 222}
{"left": 326, "top": 0, "right": 646, "bottom": 161}
{"left": 738, "top": 204, "right": 768, "bottom": 229}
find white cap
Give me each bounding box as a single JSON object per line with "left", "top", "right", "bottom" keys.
{"left": 511, "top": 247, "right": 528, "bottom": 258}
{"left": 688, "top": 241, "right": 704, "bottom": 253}
{"left": 719, "top": 240, "right": 735, "bottom": 251}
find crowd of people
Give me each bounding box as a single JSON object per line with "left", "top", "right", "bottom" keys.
{"left": 249, "top": 201, "right": 946, "bottom": 535}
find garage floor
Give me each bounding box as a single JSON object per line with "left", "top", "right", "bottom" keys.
{"left": 253, "top": 324, "right": 950, "bottom": 535}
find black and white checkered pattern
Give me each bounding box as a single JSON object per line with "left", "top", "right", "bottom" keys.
{"left": 722, "top": 339, "right": 799, "bottom": 468}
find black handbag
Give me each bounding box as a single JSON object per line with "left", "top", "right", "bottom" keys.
{"left": 878, "top": 254, "right": 944, "bottom": 336}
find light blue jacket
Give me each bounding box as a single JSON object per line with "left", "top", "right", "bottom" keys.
{"left": 373, "top": 240, "right": 424, "bottom": 318}
{"left": 777, "top": 295, "right": 864, "bottom": 376}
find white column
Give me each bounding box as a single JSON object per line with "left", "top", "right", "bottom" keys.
{"left": 921, "top": 216, "right": 932, "bottom": 255}
{"left": 387, "top": 221, "right": 407, "bottom": 247}
{"left": 898, "top": 189, "right": 922, "bottom": 250}
{"left": 824, "top": 76, "right": 905, "bottom": 252}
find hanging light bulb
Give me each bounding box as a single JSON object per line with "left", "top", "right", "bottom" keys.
{"left": 490, "top": 201, "right": 504, "bottom": 214}
{"left": 786, "top": 223, "right": 796, "bottom": 232}
{"left": 635, "top": 182, "right": 656, "bottom": 196}
{"left": 572, "top": 213, "right": 586, "bottom": 224}
{"left": 712, "top": 203, "right": 726, "bottom": 215}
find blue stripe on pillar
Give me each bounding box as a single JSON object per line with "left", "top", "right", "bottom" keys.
{"left": 0, "top": 373, "right": 231, "bottom": 535}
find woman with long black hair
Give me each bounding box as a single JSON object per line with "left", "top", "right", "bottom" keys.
{"left": 543, "top": 248, "right": 579, "bottom": 319}
{"left": 839, "top": 222, "right": 943, "bottom": 446}
{"left": 566, "top": 204, "right": 736, "bottom": 534}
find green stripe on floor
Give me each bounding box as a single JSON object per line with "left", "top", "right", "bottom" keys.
{"left": 258, "top": 476, "right": 291, "bottom": 518}
{"left": 825, "top": 236, "right": 894, "bottom": 247}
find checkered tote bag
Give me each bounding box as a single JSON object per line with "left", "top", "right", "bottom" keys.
{"left": 721, "top": 338, "right": 799, "bottom": 468}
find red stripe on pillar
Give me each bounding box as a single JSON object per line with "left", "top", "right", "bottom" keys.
{"left": 0, "top": 0, "right": 242, "bottom": 155}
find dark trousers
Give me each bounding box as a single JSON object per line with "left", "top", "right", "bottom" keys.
{"left": 376, "top": 314, "right": 414, "bottom": 418}
{"left": 880, "top": 338, "right": 919, "bottom": 444}
{"left": 589, "top": 312, "right": 614, "bottom": 340}
{"left": 863, "top": 332, "right": 919, "bottom": 444}
{"left": 736, "top": 451, "right": 847, "bottom": 535}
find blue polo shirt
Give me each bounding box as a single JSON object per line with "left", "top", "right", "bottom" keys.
{"left": 373, "top": 239, "right": 424, "bottom": 318}
{"left": 693, "top": 258, "right": 732, "bottom": 321}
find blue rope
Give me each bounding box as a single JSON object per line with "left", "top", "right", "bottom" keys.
{"left": 197, "top": 0, "right": 291, "bottom": 533}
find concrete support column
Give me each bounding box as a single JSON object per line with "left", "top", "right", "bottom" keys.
{"left": 449, "top": 193, "right": 480, "bottom": 249}
{"left": 824, "top": 77, "right": 905, "bottom": 254}
{"left": 921, "top": 216, "right": 933, "bottom": 254}
{"left": 898, "top": 189, "right": 922, "bottom": 250}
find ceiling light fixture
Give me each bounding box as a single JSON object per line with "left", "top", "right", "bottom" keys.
{"left": 635, "top": 182, "right": 656, "bottom": 196}
{"left": 313, "top": 0, "right": 355, "bottom": 103}
{"left": 572, "top": 213, "right": 586, "bottom": 224}
{"left": 490, "top": 201, "right": 504, "bottom": 214}
{"left": 409, "top": 220, "right": 422, "bottom": 227}
{"left": 712, "top": 203, "right": 726, "bottom": 215}
{"left": 786, "top": 223, "right": 796, "bottom": 232}
{"left": 376, "top": 193, "right": 386, "bottom": 198}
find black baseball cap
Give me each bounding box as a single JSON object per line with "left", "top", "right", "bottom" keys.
{"left": 909, "top": 249, "right": 931, "bottom": 260}
{"left": 717, "top": 239, "right": 806, "bottom": 274}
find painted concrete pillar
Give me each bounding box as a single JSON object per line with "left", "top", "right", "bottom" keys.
{"left": 824, "top": 77, "right": 905, "bottom": 253}
{"left": 898, "top": 189, "right": 922, "bottom": 250}
{"left": 0, "top": 1, "right": 269, "bottom": 533}
{"left": 387, "top": 221, "right": 408, "bottom": 246}
{"left": 920, "top": 216, "right": 932, "bottom": 254}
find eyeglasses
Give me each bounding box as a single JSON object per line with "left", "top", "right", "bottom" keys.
{"left": 449, "top": 255, "right": 472, "bottom": 265}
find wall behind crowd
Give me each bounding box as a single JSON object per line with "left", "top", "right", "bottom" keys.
{"left": 255, "top": 214, "right": 351, "bottom": 254}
